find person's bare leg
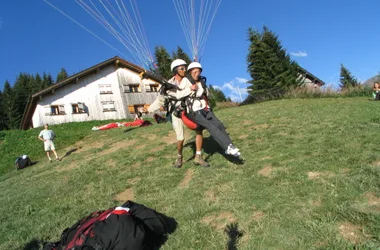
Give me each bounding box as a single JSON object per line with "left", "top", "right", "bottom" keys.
{"left": 52, "top": 150, "right": 59, "bottom": 160}
{"left": 46, "top": 151, "right": 52, "bottom": 162}
{"left": 174, "top": 140, "right": 184, "bottom": 168}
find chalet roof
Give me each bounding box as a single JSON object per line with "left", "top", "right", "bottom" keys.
{"left": 298, "top": 66, "right": 326, "bottom": 86}
{"left": 20, "top": 56, "right": 162, "bottom": 129}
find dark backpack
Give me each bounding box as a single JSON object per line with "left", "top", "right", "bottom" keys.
{"left": 15, "top": 156, "right": 32, "bottom": 170}
{"left": 50, "top": 207, "right": 117, "bottom": 250}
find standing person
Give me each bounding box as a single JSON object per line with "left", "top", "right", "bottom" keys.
{"left": 185, "top": 62, "right": 241, "bottom": 157}
{"left": 146, "top": 59, "right": 209, "bottom": 168}
{"left": 373, "top": 82, "right": 380, "bottom": 100}
{"left": 38, "top": 124, "right": 60, "bottom": 163}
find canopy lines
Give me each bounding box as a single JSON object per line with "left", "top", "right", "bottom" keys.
{"left": 43, "top": 0, "right": 154, "bottom": 69}
{"left": 172, "top": 0, "right": 222, "bottom": 62}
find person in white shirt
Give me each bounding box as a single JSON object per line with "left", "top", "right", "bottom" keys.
{"left": 146, "top": 59, "right": 209, "bottom": 168}
{"left": 38, "top": 124, "right": 60, "bottom": 163}
{"left": 184, "top": 62, "right": 241, "bottom": 157}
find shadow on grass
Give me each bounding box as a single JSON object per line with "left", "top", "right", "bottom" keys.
{"left": 22, "top": 239, "right": 42, "bottom": 250}
{"left": 60, "top": 148, "right": 78, "bottom": 160}
{"left": 184, "top": 136, "right": 244, "bottom": 165}
{"left": 225, "top": 222, "right": 244, "bottom": 250}
{"left": 123, "top": 127, "right": 138, "bottom": 133}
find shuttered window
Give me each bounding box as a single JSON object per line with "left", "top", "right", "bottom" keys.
{"left": 72, "top": 102, "right": 86, "bottom": 114}
{"left": 99, "top": 84, "right": 113, "bottom": 94}
{"left": 102, "top": 101, "right": 116, "bottom": 112}
{"left": 45, "top": 104, "right": 66, "bottom": 116}
{"left": 123, "top": 83, "right": 141, "bottom": 93}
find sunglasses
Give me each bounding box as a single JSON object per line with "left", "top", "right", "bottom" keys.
{"left": 177, "top": 67, "right": 186, "bottom": 71}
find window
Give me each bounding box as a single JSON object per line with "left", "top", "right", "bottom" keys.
{"left": 128, "top": 104, "right": 144, "bottom": 114}
{"left": 145, "top": 83, "right": 159, "bottom": 92}
{"left": 102, "top": 101, "right": 116, "bottom": 112}
{"left": 123, "top": 83, "right": 141, "bottom": 93}
{"left": 99, "top": 84, "right": 112, "bottom": 94}
{"left": 44, "top": 104, "right": 65, "bottom": 116}
{"left": 72, "top": 102, "right": 86, "bottom": 114}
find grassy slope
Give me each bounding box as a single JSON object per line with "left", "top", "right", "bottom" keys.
{"left": 1, "top": 97, "right": 380, "bottom": 249}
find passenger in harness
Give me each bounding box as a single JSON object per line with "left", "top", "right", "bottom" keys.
{"left": 183, "top": 62, "right": 241, "bottom": 157}
{"left": 146, "top": 59, "right": 209, "bottom": 168}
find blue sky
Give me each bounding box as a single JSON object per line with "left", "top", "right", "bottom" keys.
{"left": 1, "top": 0, "right": 379, "bottom": 102}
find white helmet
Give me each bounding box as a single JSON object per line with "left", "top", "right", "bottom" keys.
{"left": 170, "top": 59, "right": 187, "bottom": 72}
{"left": 187, "top": 62, "right": 202, "bottom": 72}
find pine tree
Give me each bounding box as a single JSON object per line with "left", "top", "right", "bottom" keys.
{"left": 208, "top": 85, "right": 228, "bottom": 108}
{"left": 0, "top": 90, "right": 5, "bottom": 130}
{"left": 42, "top": 72, "right": 54, "bottom": 88}
{"left": 172, "top": 46, "right": 192, "bottom": 64}
{"left": 339, "top": 64, "right": 359, "bottom": 89}
{"left": 12, "top": 73, "right": 34, "bottom": 128}
{"left": 154, "top": 46, "right": 172, "bottom": 79}
{"left": 56, "top": 68, "right": 69, "bottom": 83}
{"left": 2, "top": 81, "right": 15, "bottom": 129}
{"left": 246, "top": 26, "right": 301, "bottom": 95}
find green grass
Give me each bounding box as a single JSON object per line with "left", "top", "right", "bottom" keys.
{"left": 1, "top": 97, "right": 380, "bottom": 249}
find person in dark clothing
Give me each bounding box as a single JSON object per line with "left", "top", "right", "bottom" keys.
{"left": 185, "top": 62, "right": 241, "bottom": 157}
{"left": 39, "top": 200, "right": 177, "bottom": 250}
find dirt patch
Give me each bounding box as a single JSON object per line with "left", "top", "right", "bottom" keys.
{"left": 312, "top": 199, "right": 322, "bottom": 207}
{"left": 201, "top": 212, "right": 237, "bottom": 230}
{"left": 340, "top": 168, "right": 351, "bottom": 174}
{"left": 238, "top": 134, "right": 249, "bottom": 139}
{"left": 149, "top": 145, "right": 165, "bottom": 153}
{"left": 115, "top": 188, "right": 135, "bottom": 202}
{"left": 128, "top": 177, "right": 141, "bottom": 185}
{"left": 307, "top": 171, "right": 335, "bottom": 180}
{"left": 258, "top": 165, "right": 273, "bottom": 177}
{"left": 364, "top": 192, "right": 380, "bottom": 207}
{"left": 135, "top": 144, "right": 146, "bottom": 150}
{"left": 106, "top": 159, "right": 116, "bottom": 168}
{"left": 144, "top": 134, "right": 157, "bottom": 141}
{"left": 145, "top": 157, "right": 155, "bottom": 162}
{"left": 162, "top": 131, "right": 178, "bottom": 145}
{"left": 204, "top": 190, "right": 216, "bottom": 202}
{"left": 98, "top": 140, "right": 137, "bottom": 156}
{"left": 249, "top": 124, "right": 270, "bottom": 130}
{"left": 371, "top": 161, "right": 380, "bottom": 167}
{"left": 56, "top": 161, "right": 80, "bottom": 172}
{"left": 131, "top": 162, "right": 141, "bottom": 169}
{"left": 338, "top": 222, "right": 368, "bottom": 244}
{"left": 251, "top": 211, "right": 265, "bottom": 221}
{"left": 178, "top": 169, "right": 194, "bottom": 188}
{"left": 260, "top": 156, "right": 272, "bottom": 161}
{"left": 242, "top": 120, "right": 252, "bottom": 125}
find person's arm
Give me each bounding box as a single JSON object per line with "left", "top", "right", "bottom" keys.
{"left": 147, "top": 95, "right": 166, "bottom": 113}
{"left": 38, "top": 132, "right": 45, "bottom": 142}
{"left": 166, "top": 78, "right": 194, "bottom": 100}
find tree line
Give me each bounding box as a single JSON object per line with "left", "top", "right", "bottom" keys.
{"left": 0, "top": 69, "right": 68, "bottom": 130}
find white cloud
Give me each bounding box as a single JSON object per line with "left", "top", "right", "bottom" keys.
{"left": 235, "top": 77, "right": 248, "bottom": 83}
{"left": 213, "top": 77, "right": 250, "bottom": 102}
{"left": 290, "top": 51, "right": 308, "bottom": 57}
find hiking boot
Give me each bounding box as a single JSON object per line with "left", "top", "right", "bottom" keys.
{"left": 49, "top": 159, "right": 52, "bottom": 163}
{"left": 194, "top": 154, "right": 210, "bottom": 167}
{"left": 56, "top": 158, "right": 61, "bottom": 161}
{"left": 173, "top": 155, "right": 183, "bottom": 168}
{"left": 225, "top": 144, "right": 240, "bottom": 157}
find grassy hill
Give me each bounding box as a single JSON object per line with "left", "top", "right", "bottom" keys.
{"left": 1, "top": 97, "right": 380, "bottom": 249}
